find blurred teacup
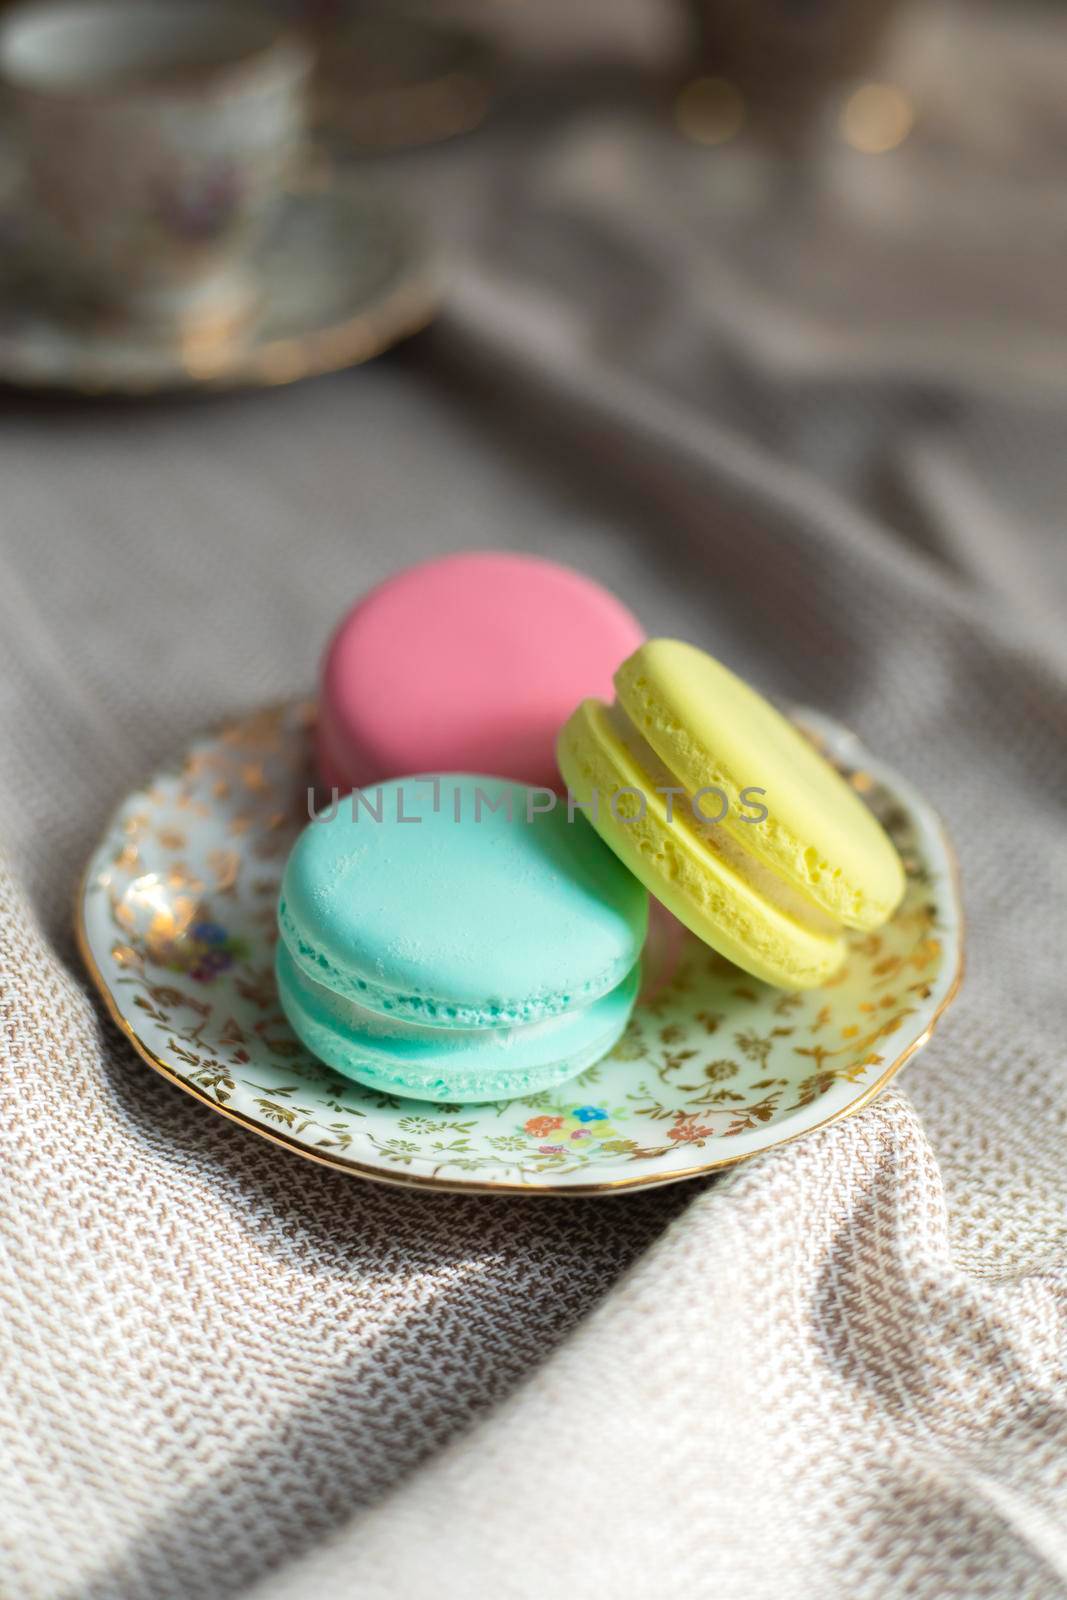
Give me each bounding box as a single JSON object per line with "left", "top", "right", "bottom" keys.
{"left": 0, "top": 0, "right": 310, "bottom": 328}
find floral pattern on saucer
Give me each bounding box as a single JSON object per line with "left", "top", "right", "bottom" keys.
{"left": 77, "top": 701, "right": 963, "bottom": 1194}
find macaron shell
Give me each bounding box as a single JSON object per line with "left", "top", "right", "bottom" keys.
{"left": 278, "top": 775, "right": 649, "bottom": 1026}
{"left": 558, "top": 701, "right": 847, "bottom": 989}
{"left": 615, "top": 640, "right": 905, "bottom": 930}
{"left": 276, "top": 941, "right": 640, "bottom": 1103}
{"left": 319, "top": 551, "right": 644, "bottom": 792}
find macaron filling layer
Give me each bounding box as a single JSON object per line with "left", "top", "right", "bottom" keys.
{"left": 558, "top": 700, "right": 847, "bottom": 988}
{"left": 276, "top": 940, "right": 640, "bottom": 1100}
{"left": 604, "top": 704, "right": 841, "bottom": 940}
{"left": 614, "top": 643, "right": 904, "bottom": 930}
{"left": 277, "top": 892, "right": 638, "bottom": 1029}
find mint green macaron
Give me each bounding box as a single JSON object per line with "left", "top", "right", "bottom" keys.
{"left": 276, "top": 775, "right": 648, "bottom": 1102}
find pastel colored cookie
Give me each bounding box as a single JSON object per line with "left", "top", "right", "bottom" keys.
{"left": 275, "top": 943, "right": 641, "bottom": 1104}
{"left": 276, "top": 775, "right": 648, "bottom": 1101}
{"left": 317, "top": 551, "right": 644, "bottom": 793}
{"left": 557, "top": 640, "right": 906, "bottom": 990}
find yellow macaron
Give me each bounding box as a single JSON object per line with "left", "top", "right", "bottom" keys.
{"left": 557, "top": 640, "right": 906, "bottom": 989}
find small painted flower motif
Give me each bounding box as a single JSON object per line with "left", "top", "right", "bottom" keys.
{"left": 538, "top": 1143, "right": 565, "bottom": 1154}
{"left": 570, "top": 1129, "right": 591, "bottom": 1141}
{"left": 155, "top": 166, "right": 241, "bottom": 243}
{"left": 525, "top": 1115, "right": 564, "bottom": 1137}
{"left": 190, "top": 947, "right": 233, "bottom": 982}
{"left": 667, "top": 1121, "right": 716, "bottom": 1143}
{"left": 704, "top": 1059, "right": 739, "bottom": 1083}
{"left": 609, "top": 1018, "right": 645, "bottom": 1061}
{"left": 150, "top": 916, "right": 247, "bottom": 984}
{"left": 571, "top": 1106, "right": 608, "bottom": 1123}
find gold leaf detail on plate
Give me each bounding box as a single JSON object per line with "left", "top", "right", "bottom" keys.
{"left": 207, "top": 850, "right": 240, "bottom": 893}
{"left": 241, "top": 763, "right": 270, "bottom": 794}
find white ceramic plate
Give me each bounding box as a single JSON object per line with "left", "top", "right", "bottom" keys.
{"left": 77, "top": 702, "right": 963, "bottom": 1194}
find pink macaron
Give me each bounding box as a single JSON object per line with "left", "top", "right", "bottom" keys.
{"left": 317, "top": 551, "right": 644, "bottom": 792}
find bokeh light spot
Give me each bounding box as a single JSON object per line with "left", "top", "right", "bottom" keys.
{"left": 840, "top": 83, "right": 915, "bottom": 154}
{"left": 674, "top": 77, "right": 745, "bottom": 147}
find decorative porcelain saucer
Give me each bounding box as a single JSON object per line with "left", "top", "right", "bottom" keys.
{"left": 0, "top": 180, "right": 437, "bottom": 394}
{"left": 77, "top": 703, "right": 963, "bottom": 1195}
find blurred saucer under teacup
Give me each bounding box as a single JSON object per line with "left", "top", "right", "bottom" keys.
{"left": 0, "top": 0, "right": 310, "bottom": 331}
{"left": 0, "top": 168, "right": 439, "bottom": 393}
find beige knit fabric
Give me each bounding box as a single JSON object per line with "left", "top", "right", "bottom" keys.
{"left": 3, "top": 4, "right": 1067, "bottom": 1595}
